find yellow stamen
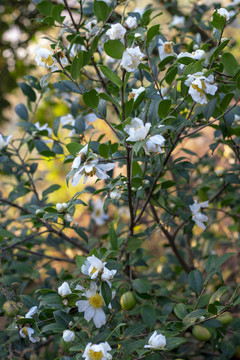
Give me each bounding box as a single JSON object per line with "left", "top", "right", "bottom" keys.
{"left": 42, "top": 55, "right": 54, "bottom": 67}
{"left": 84, "top": 167, "right": 96, "bottom": 177}
{"left": 22, "top": 327, "right": 29, "bottom": 336}
{"left": 164, "top": 43, "right": 173, "bottom": 54}
{"left": 89, "top": 349, "right": 103, "bottom": 360}
{"left": 89, "top": 294, "right": 103, "bottom": 308}
{"left": 90, "top": 266, "right": 98, "bottom": 275}
{"left": 192, "top": 80, "right": 206, "bottom": 95}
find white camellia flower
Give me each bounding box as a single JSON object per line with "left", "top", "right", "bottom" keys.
{"left": 101, "top": 267, "right": 117, "bottom": 284}
{"left": 158, "top": 39, "right": 176, "bottom": 60}
{"left": 70, "top": 149, "right": 115, "bottom": 186}
{"left": 178, "top": 49, "right": 206, "bottom": 61}
{"left": 120, "top": 46, "right": 145, "bottom": 72}
{"left": 124, "top": 16, "right": 137, "bottom": 29}
{"left": 20, "top": 327, "right": 39, "bottom": 343}
{"left": 85, "top": 113, "right": 98, "bottom": 123}
{"left": 106, "top": 23, "right": 126, "bottom": 40}
{"left": 35, "top": 46, "right": 58, "bottom": 71}
{"left": 63, "top": 330, "right": 75, "bottom": 342}
{"left": 110, "top": 189, "right": 121, "bottom": 200}
{"left": 56, "top": 202, "right": 68, "bottom": 213}
{"left": 76, "top": 282, "right": 107, "bottom": 328}
{"left": 83, "top": 341, "right": 112, "bottom": 360}
{"left": 75, "top": 284, "right": 84, "bottom": 291}
{"left": 124, "top": 118, "right": 151, "bottom": 142}
{"left": 58, "top": 282, "right": 72, "bottom": 296}
{"left": 34, "top": 122, "right": 52, "bottom": 137}
{"left": 144, "top": 331, "right": 166, "bottom": 349}
{"left": 81, "top": 255, "right": 117, "bottom": 284}
{"left": 184, "top": 72, "right": 218, "bottom": 105}
{"left": 91, "top": 198, "right": 109, "bottom": 226}
{"left": 128, "top": 87, "right": 145, "bottom": 101}
{"left": 0, "top": 134, "right": 12, "bottom": 150}
{"left": 85, "top": 18, "right": 98, "bottom": 33}
{"left": 143, "top": 134, "right": 166, "bottom": 155}
{"left": 217, "top": 8, "right": 230, "bottom": 20}
{"left": 60, "top": 114, "right": 75, "bottom": 126}
{"left": 189, "top": 200, "right": 209, "bottom": 230}
{"left": 53, "top": 46, "right": 68, "bottom": 65}
{"left": 25, "top": 306, "right": 38, "bottom": 319}
{"left": 81, "top": 255, "right": 106, "bottom": 279}
{"left": 171, "top": 15, "right": 185, "bottom": 27}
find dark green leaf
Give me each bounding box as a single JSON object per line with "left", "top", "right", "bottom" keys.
{"left": 158, "top": 99, "right": 171, "bottom": 118}
{"left": 133, "top": 279, "right": 151, "bottom": 293}
{"left": 101, "top": 281, "right": 112, "bottom": 306}
{"left": 146, "top": 24, "right": 160, "bottom": 46}
{"left": 71, "top": 53, "right": 83, "bottom": 80}
{"left": 83, "top": 89, "right": 99, "bottom": 109}
{"left": 221, "top": 52, "right": 239, "bottom": 76}
{"left": 141, "top": 304, "right": 156, "bottom": 328}
{"left": 15, "top": 103, "right": 28, "bottom": 121}
{"left": 93, "top": 0, "right": 111, "bottom": 21}
{"left": 99, "top": 143, "right": 109, "bottom": 158}
{"left": 99, "top": 65, "right": 123, "bottom": 87}
{"left": 42, "top": 184, "right": 61, "bottom": 198}
{"left": 188, "top": 269, "right": 203, "bottom": 294}
{"left": 66, "top": 142, "right": 83, "bottom": 156}
{"left": 37, "top": 0, "right": 54, "bottom": 16}
{"left": 51, "top": 4, "right": 65, "bottom": 24}
{"left": 19, "top": 82, "right": 36, "bottom": 102}
{"left": 75, "top": 255, "right": 86, "bottom": 271}
{"left": 104, "top": 40, "right": 125, "bottom": 60}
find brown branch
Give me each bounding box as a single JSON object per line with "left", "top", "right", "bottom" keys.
{"left": 63, "top": 0, "right": 79, "bottom": 31}
{"left": 14, "top": 246, "right": 75, "bottom": 263}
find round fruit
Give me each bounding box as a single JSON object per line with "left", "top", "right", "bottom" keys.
{"left": 3, "top": 301, "right": 20, "bottom": 317}
{"left": 192, "top": 325, "right": 211, "bottom": 342}
{"left": 217, "top": 312, "right": 233, "bottom": 326}
{"left": 120, "top": 291, "right": 136, "bottom": 311}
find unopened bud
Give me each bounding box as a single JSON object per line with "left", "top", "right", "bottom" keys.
{"left": 62, "top": 299, "right": 69, "bottom": 306}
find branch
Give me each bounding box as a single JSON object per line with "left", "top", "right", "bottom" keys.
{"left": 13, "top": 246, "right": 75, "bottom": 263}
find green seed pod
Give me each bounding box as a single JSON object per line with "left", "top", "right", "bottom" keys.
{"left": 3, "top": 301, "right": 20, "bottom": 317}
{"left": 217, "top": 312, "right": 233, "bottom": 326}
{"left": 120, "top": 291, "right": 136, "bottom": 311}
{"left": 192, "top": 325, "right": 211, "bottom": 342}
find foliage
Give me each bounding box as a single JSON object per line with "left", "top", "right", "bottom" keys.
{"left": 0, "top": 0, "right": 240, "bottom": 359}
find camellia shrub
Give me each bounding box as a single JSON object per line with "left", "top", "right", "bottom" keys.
{"left": 1, "top": 0, "right": 240, "bottom": 359}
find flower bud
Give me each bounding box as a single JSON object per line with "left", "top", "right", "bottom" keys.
{"left": 120, "top": 291, "right": 136, "bottom": 311}
{"left": 72, "top": 222, "right": 78, "bottom": 229}
{"left": 192, "top": 325, "right": 211, "bottom": 342}
{"left": 62, "top": 299, "right": 69, "bottom": 306}
{"left": 58, "top": 282, "right": 72, "bottom": 297}
{"left": 193, "top": 44, "right": 199, "bottom": 50}
{"left": 56, "top": 203, "right": 68, "bottom": 213}
{"left": 64, "top": 213, "right": 73, "bottom": 222}
{"left": 63, "top": 330, "right": 75, "bottom": 342}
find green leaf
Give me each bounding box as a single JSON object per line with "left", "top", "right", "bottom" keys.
{"left": 158, "top": 55, "right": 175, "bottom": 71}
{"left": 110, "top": 222, "right": 118, "bottom": 250}
{"left": 221, "top": 52, "right": 239, "bottom": 76}
{"left": 16, "top": 318, "right": 36, "bottom": 325}
{"left": 141, "top": 304, "right": 156, "bottom": 328}
{"left": 99, "top": 93, "right": 121, "bottom": 110}
{"left": 204, "top": 98, "right": 217, "bottom": 121}
{"left": 74, "top": 228, "right": 88, "bottom": 243}
{"left": 54, "top": 310, "right": 73, "bottom": 327}
{"left": 71, "top": 53, "right": 83, "bottom": 80}
{"left": 174, "top": 303, "right": 188, "bottom": 320}
{"left": 188, "top": 269, "right": 203, "bottom": 294}
{"left": 41, "top": 323, "right": 65, "bottom": 333}
{"left": 93, "top": 0, "right": 111, "bottom": 21}
{"left": 101, "top": 281, "right": 112, "bottom": 306}
{"left": 99, "top": 143, "right": 109, "bottom": 158}
{"left": 211, "top": 10, "right": 226, "bottom": 31}
{"left": 133, "top": 279, "right": 151, "bottom": 294}
{"left": 166, "top": 337, "right": 187, "bottom": 351}
{"left": 146, "top": 24, "right": 160, "bottom": 46}
{"left": 209, "top": 286, "right": 229, "bottom": 304}
{"left": 15, "top": 103, "right": 28, "bottom": 121}
{"left": 220, "top": 93, "right": 234, "bottom": 112}
{"left": 182, "top": 309, "right": 207, "bottom": 330}
{"left": 66, "top": 142, "right": 83, "bottom": 156}
{"left": 37, "top": 0, "right": 54, "bottom": 16}
{"left": 165, "top": 66, "right": 178, "bottom": 85}
{"left": 51, "top": 4, "right": 65, "bottom": 24}
{"left": 19, "top": 82, "right": 36, "bottom": 102}
{"left": 210, "top": 39, "right": 229, "bottom": 62}
{"left": 104, "top": 40, "right": 125, "bottom": 60}
{"left": 158, "top": 99, "right": 171, "bottom": 118}
{"left": 75, "top": 255, "right": 86, "bottom": 271}
{"left": 42, "top": 184, "right": 61, "bottom": 198}
{"left": 83, "top": 89, "right": 99, "bottom": 109}
{"left": 99, "top": 65, "right": 123, "bottom": 87}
